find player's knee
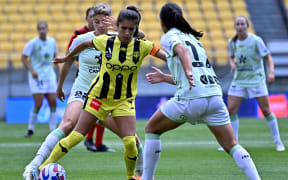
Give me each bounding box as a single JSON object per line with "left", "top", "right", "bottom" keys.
{"left": 60, "top": 117, "right": 76, "bottom": 133}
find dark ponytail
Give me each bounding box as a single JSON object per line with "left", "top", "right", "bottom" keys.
{"left": 117, "top": 5, "right": 141, "bottom": 37}
{"left": 160, "top": 3, "right": 203, "bottom": 38}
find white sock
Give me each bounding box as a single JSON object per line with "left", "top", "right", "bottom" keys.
{"left": 143, "top": 134, "right": 161, "bottom": 180}
{"left": 230, "top": 114, "right": 239, "bottom": 141}
{"left": 265, "top": 113, "right": 281, "bottom": 143}
{"left": 136, "top": 142, "right": 144, "bottom": 176}
{"left": 49, "top": 112, "right": 57, "bottom": 131}
{"left": 231, "top": 145, "right": 261, "bottom": 180}
{"left": 30, "top": 128, "right": 65, "bottom": 167}
{"left": 28, "top": 111, "right": 37, "bottom": 130}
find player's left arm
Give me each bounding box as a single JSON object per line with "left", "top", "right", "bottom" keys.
{"left": 264, "top": 54, "right": 275, "bottom": 84}
{"left": 174, "top": 43, "right": 195, "bottom": 89}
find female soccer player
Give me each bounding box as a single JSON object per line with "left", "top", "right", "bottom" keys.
{"left": 39, "top": 6, "right": 166, "bottom": 180}
{"left": 23, "top": 4, "right": 144, "bottom": 180}
{"left": 22, "top": 21, "right": 58, "bottom": 138}
{"left": 224, "top": 15, "right": 285, "bottom": 151}
{"left": 142, "top": 3, "right": 261, "bottom": 180}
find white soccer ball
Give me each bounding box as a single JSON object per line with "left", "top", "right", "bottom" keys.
{"left": 39, "top": 163, "right": 66, "bottom": 180}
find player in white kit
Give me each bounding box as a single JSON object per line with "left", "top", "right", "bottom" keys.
{"left": 22, "top": 21, "right": 58, "bottom": 138}
{"left": 142, "top": 3, "right": 261, "bottom": 180}
{"left": 224, "top": 15, "right": 285, "bottom": 152}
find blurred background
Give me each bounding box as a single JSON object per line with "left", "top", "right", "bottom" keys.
{"left": 1, "top": 0, "right": 288, "bottom": 122}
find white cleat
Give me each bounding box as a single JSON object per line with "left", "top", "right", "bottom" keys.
{"left": 23, "top": 165, "right": 39, "bottom": 180}
{"left": 135, "top": 151, "right": 143, "bottom": 177}
{"left": 275, "top": 141, "right": 285, "bottom": 152}
{"left": 217, "top": 147, "right": 225, "bottom": 152}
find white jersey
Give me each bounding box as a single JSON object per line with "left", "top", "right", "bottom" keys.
{"left": 228, "top": 33, "right": 269, "bottom": 87}
{"left": 160, "top": 28, "right": 222, "bottom": 100}
{"left": 69, "top": 31, "right": 101, "bottom": 93}
{"left": 22, "top": 36, "right": 57, "bottom": 81}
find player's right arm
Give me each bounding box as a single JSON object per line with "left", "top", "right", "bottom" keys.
{"left": 54, "top": 40, "right": 93, "bottom": 63}
{"left": 57, "top": 60, "right": 74, "bottom": 102}
{"left": 21, "top": 55, "right": 37, "bottom": 79}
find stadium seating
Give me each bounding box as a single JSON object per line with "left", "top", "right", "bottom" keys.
{"left": 0, "top": 0, "right": 254, "bottom": 69}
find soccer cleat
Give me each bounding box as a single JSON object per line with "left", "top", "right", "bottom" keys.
{"left": 23, "top": 164, "right": 39, "bottom": 180}
{"left": 24, "top": 130, "right": 34, "bottom": 138}
{"left": 84, "top": 138, "right": 97, "bottom": 152}
{"left": 96, "top": 144, "right": 115, "bottom": 152}
{"left": 275, "top": 141, "right": 285, "bottom": 151}
{"left": 217, "top": 147, "right": 225, "bottom": 152}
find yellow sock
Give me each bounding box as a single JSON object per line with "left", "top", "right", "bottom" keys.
{"left": 39, "top": 131, "right": 84, "bottom": 170}
{"left": 123, "top": 136, "right": 138, "bottom": 180}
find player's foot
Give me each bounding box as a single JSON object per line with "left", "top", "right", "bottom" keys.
{"left": 130, "top": 175, "right": 142, "bottom": 180}
{"left": 24, "top": 130, "right": 34, "bottom": 138}
{"left": 84, "top": 138, "right": 97, "bottom": 152}
{"left": 23, "top": 164, "right": 39, "bottom": 180}
{"left": 275, "top": 141, "right": 285, "bottom": 151}
{"left": 135, "top": 150, "right": 143, "bottom": 176}
{"left": 96, "top": 144, "right": 115, "bottom": 152}
{"left": 217, "top": 147, "right": 225, "bottom": 152}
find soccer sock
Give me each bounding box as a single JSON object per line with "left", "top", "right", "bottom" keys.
{"left": 123, "top": 136, "right": 138, "bottom": 180}
{"left": 265, "top": 113, "right": 282, "bottom": 143}
{"left": 230, "top": 114, "right": 239, "bottom": 141}
{"left": 86, "top": 124, "right": 95, "bottom": 140}
{"left": 28, "top": 109, "right": 38, "bottom": 130}
{"left": 136, "top": 138, "right": 144, "bottom": 176}
{"left": 30, "top": 128, "right": 65, "bottom": 167}
{"left": 39, "top": 131, "right": 84, "bottom": 170}
{"left": 230, "top": 144, "right": 261, "bottom": 180}
{"left": 95, "top": 124, "right": 104, "bottom": 146}
{"left": 49, "top": 110, "right": 57, "bottom": 132}
{"left": 142, "top": 133, "right": 161, "bottom": 180}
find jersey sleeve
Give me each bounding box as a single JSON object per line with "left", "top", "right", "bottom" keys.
{"left": 92, "top": 35, "right": 105, "bottom": 50}
{"left": 160, "top": 32, "right": 181, "bottom": 56}
{"left": 69, "top": 36, "right": 81, "bottom": 56}
{"left": 255, "top": 36, "right": 270, "bottom": 57}
{"left": 22, "top": 39, "right": 34, "bottom": 57}
{"left": 227, "top": 39, "right": 234, "bottom": 57}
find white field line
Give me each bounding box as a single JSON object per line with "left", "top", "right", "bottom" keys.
{"left": 0, "top": 139, "right": 286, "bottom": 148}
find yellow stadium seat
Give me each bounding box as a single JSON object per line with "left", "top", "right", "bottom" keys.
{"left": 52, "top": 13, "right": 67, "bottom": 23}
{"left": 0, "top": 24, "right": 14, "bottom": 32}
{"left": 23, "top": 15, "right": 38, "bottom": 24}
{"left": 67, "top": 13, "right": 85, "bottom": 24}
{"left": 215, "top": 50, "right": 228, "bottom": 66}
{"left": 0, "top": 33, "right": 9, "bottom": 41}
{"left": 155, "top": 1, "right": 166, "bottom": 12}
{"left": 58, "top": 23, "right": 73, "bottom": 33}
{"left": 14, "top": 41, "right": 26, "bottom": 53}
{"left": 225, "top": 29, "right": 236, "bottom": 39}
{"left": 200, "top": 0, "right": 215, "bottom": 11}
{"left": 219, "top": 10, "right": 234, "bottom": 21}
{"left": 0, "top": 54, "right": 9, "bottom": 69}
{"left": 213, "top": 39, "right": 228, "bottom": 50}
{"left": 37, "top": 15, "right": 54, "bottom": 23}
{"left": 141, "top": 56, "right": 151, "bottom": 67}
{"left": 9, "top": 33, "right": 24, "bottom": 42}
{"left": 0, "top": 15, "right": 8, "bottom": 24}
{"left": 0, "top": 43, "right": 14, "bottom": 53}
{"left": 18, "top": 4, "right": 34, "bottom": 15}
{"left": 63, "top": 4, "right": 80, "bottom": 14}
{"left": 3, "top": 5, "right": 19, "bottom": 14}
{"left": 24, "top": 32, "right": 38, "bottom": 41}
{"left": 49, "top": 4, "right": 64, "bottom": 14}
{"left": 209, "top": 30, "right": 224, "bottom": 41}
{"left": 48, "top": 23, "right": 59, "bottom": 33}
{"left": 215, "top": 0, "right": 231, "bottom": 11}
{"left": 10, "top": 53, "right": 23, "bottom": 69}
{"left": 8, "top": 15, "right": 24, "bottom": 23}
{"left": 14, "top": 24, "right": 31, "bottom": 33}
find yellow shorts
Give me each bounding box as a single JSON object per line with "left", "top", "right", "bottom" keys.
{"left": 83, "top": 97, "right": 136, "bottom": 121}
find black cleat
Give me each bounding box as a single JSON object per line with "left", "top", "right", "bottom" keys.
{"left": 96, "top": 144, "right": 115, "bottom": 152}
{"left": 24, "top": 130, "right": 34, "bottom": 138}
{"left": 84, "top": 138, "right": 97, "bottom": 152}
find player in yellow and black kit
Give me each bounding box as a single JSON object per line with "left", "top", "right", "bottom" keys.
{"left": 39, "top": 6, "right": 166, "bottom": 180}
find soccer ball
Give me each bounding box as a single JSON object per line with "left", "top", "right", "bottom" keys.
{"left": 39, "top": 163, "right": 66, "bottom": 180}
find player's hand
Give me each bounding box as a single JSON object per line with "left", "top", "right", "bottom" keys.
{"left": 103, "top": 16, "right": 117, "bottom": 31}
{"left": 53, "top": 56, "right": 68, "bottom": 64}
{"left": 146, "top": 66, "right": 165, "bottom": 84}
{"left": 31, "top": 70, "right": 38, "bottom": 79}
{"left": 230, "top": 61, "right": 237, "bottom": 72}
{"left": 185, "top": 71, "right": 195, "bottom": 90}
{"left": 57, "top": 88, "right": 65, "bottom": 102}
{"left": 267, "top": 72, "right": 275, "bottom": 84}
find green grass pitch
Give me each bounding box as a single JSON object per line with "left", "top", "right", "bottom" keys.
{"left": 0, "top": 118, "right": 287, "bottom": 180}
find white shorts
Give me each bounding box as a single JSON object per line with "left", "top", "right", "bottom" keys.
{"left": 29, "top": 78, "right": 57, "bottom": 94}
{"left": 67, "top": 90, "right": 87, "bottom": 104}
{"left": 228, "top": 84, "right": 268, "bottom": 99}
{"left": 161, "top": 96, "right": 230, "bottom": 126}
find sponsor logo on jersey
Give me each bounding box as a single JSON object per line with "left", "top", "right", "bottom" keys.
{"left": 105, "top": 62, "right": 137, "bottom": 71}
{"left": 90, "top": 98, "right": 102, "bottom": 111}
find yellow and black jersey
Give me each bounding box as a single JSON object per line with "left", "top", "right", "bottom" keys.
{"left": 88, "top": 34, "right": 159, "bottom": 100}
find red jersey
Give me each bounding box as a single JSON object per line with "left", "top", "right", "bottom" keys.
{"left": 66, "top": 26, "right": 91, "bottom": 51}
